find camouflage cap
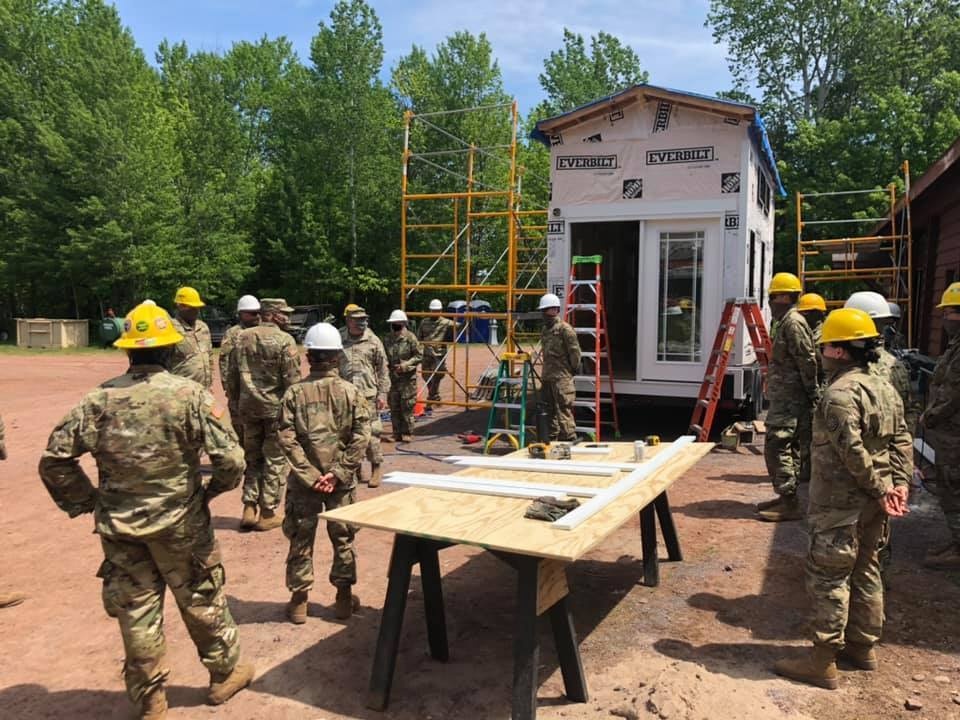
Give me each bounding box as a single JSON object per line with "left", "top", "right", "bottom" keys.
{"left": 344, "top": 303, "right": 369, "bottom": 319}
{"left": 261, "top": 298, "right": 294, "bottom": 313}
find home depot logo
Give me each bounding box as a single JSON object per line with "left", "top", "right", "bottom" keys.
{"left": 556, "top": 155, "right": 618, "bottom": 170}
{"left": 646, "top": 146, "right": 716, "bottom": 165}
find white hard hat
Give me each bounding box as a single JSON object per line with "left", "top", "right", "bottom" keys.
{"left": 388, "top": 309, "right": 409, "bottom": 323}
{"left": 303, "top": 322, "right": 343, "bottom": 350}
{"left": 844, "top": 291, "right": 893, "bottom": 319}
{"left": 537, "top": 293, "right": 561, "bottom": 310}
{"left": 237, "top": 294, "right": 261, "bottom": 312}
{"left": 142, "top": 299, "right": 157, "bottom": 306}
{"left": 429, "top": 299, "right": 443, "bottom": 311}
{"left": 888, "top": 302, "right": 902, "bottom": 319}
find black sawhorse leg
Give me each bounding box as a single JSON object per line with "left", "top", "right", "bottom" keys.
{"left": 639, "top": 491, "right": 682, "bottom": 587}
{"left": 368, "top": 535, "right": 589, "bottom": 720}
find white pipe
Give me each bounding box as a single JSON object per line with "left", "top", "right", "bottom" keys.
{"left": 552, "top": 436, "right": 697, "bottom": 530}
{"left": 383, "top": 473, "right": 598, "bottom": 500}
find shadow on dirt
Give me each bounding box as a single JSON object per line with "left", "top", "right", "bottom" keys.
{"left": 234, "top": 551, "right": 651, "bottom": 719}
{"left": 0, "top": 683, "right": 209, "bottom": 719}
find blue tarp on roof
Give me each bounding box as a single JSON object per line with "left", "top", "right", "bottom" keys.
{"left": 530, "top": 83, "right": 786, "bottom": 197}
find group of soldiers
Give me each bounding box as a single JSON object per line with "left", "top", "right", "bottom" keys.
{"left": 757, "top": 271, "right": 960, "bottom": 690}
{"left": 21, "top": 288, "right": 457, "bottom": 720}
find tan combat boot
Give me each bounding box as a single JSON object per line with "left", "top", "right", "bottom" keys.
{"left": 254, "top": 508, "right": 283, "bottom": 532}
{"left": 368, "top": 464, "right": 383, "bottom": 488}
{"left": 139, "top": 687, "right": 168, "bottom": 720}
{"left": 334, "top": 586, "right": 361, "bottom": 619}
{"left": 923, "top": 546, "right": 960, "bottom": 569}
{"left": 756, "top": 496, "right": 782, "bottom": 511}
{"left": 240, "top": 503, "right": 258, "bottom": 530}
{"left": 208, "top": 662, "right": 255, "bottom": 705}
{"left": 0, "top": 592, "right": 26, "bottom": 608}
{"left": 286, "top": 591, "right": 308, "bottom": 624}
{"left": 757, "top": 495, "right": 803, "bottom": 522}
{"left": 774, "top": 645, "right": 839, "bottom": 689}
{"left": 838, "top": 642, "right": 877, "bottom": 670}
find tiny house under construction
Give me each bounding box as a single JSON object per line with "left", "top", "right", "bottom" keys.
{"left": 532, "top": 85, "right": 784, "bottom": 410}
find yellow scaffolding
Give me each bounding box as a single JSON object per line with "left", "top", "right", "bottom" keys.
{"left": 400, "top": 101, "right": 548, "bottom": 408}
{"left": 796, "top": 161, "right": 913, "bottom": 345}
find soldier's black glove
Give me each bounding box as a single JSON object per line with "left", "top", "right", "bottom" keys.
{"left": 524, "top": 496, "right": 580, "bottom": 522}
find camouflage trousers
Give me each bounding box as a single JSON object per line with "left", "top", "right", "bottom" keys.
{"left": 544, "top": 378, "right": 577, "bottom": 442}
{"left": 935, "top": 449, "right": 960, "bottom": 548}
{"left": 806, "top": 503, "right": 886, "bottom": 650}
{"left": 242, "top": 417, "right": 287, "bottom": 510}
{"left": 283, "top": 486, "right": 357, "bottom": 592}
{"left": 764, "top": 400, "right": 811, "bottom": 497}
{"left": 389, "top": 377, "right": 417, "bottom": 438}
{"left": 227, "top": 403, "right": 245, "bottom": 450}
{"left": 364, "top": 396, "right": 383, "bottom": 466}
{"left": 97, "top": 509, "right": 241, "bottom": 703}
{"left": 421, "top": 354, "right": 446, "bottom": 402}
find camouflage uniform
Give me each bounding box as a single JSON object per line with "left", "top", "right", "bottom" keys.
{"left": 765, "top": 308, "right": 820, "bottom": 496}
{"left": 541, "top": 318, "right": 581, "bottom": 441}
{"left": 797, "top": 316, "right": 825, "bottom": 484}
{"left": 170, "top": 317, "right": 214, "bottom": 389}
{"left": 417, "top": 316, "right": 454, "bottom": 401}
{"left": 923, "top": 333, "right": 960, "bottom": 549}
{"left": 874, "top": 347, "right": 919, "bottom": 434}
{"left": 278, "top": 367, "right": 370, "bottom": 592}
{"left": 38, "top": 366, "right": 246, "bottom": 704}
{"left": 384, "top": 328, "right": 423, "bottom": 438}
{"left": 219, "top": 323, "right": 246, "bottom": 446}
{"left": 340, "top": 327, "right": 390, "bottom": 461}
{"left": 234, "top": 319, "right": 301, "bottom": 511}
{"left": 807, "top": 365, "right": 912, "bottom": 651}
{"left": 0, "top": 412, "right": 5, "bottom": 461}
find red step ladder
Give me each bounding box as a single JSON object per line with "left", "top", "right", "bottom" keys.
{"left": 688, "top": 298, "right": 771, "bottom": 441}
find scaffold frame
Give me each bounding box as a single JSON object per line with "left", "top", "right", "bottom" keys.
{"left": 399, "top": 101, "right": 548, "bottom": 409}
{"left": 796, "top": 161, "right": 913, "bottom": 345}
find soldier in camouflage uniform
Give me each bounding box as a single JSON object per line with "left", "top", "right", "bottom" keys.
{"left": 797, "top": 293, "right": 827, "bottom": 486}
{"left": 218, "top": 295, "right": 260, "bottom": 448}
{"left": 278, "top": 323, "right": 370, "bottom": 624}
{"left": 340, "top": 304, "right": 390, "bottom": 487}
{"left": 233, "top": 298, "right": 301, "bottom": 531}
{"left": 757, "top": 273, "right": 820, "bottom": 522}
{"left": 417, "top": 299, "right": 455, "bottom": 405}
{"left": 170, "top": 286, "right": 214, "bottom": 389}
{"left": 538, "top": 293, "right": 581, "bottom": 442}
{"left": 0, "top": 412, "right": 27, "bottom": 610}
{"left": 774, "top": 308, "right": 911, "bottom": 689}
{"left": 920, "top": 281, "right": 960, "bottom": 570}
{"left": 384, "top": 309, "right": 422, "bottom": 442}
{"left": 38, "top": 301, "right": 253, "bottom": 720}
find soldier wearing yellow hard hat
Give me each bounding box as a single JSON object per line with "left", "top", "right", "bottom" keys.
{"left": 919, "top": 282, "right": 960, "bottom": 569}
{"left": 757, "top": 272, "right": 820, "bottom": 522}
{"left": 170, "top": 286, "right": 214, "bottom": 389}
{"left": 40, "top": 300, "right": 254, "bottom": 716}
{"left": 774, "top": 307, "right": 911, "bottom": 688}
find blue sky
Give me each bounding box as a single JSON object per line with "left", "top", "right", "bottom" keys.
{"left": 111, "top": 0, "right": 733, "bottom": 115}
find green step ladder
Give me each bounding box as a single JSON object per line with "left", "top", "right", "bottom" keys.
{"left": 484, "top": 352, "right": 533, "bottom": 453}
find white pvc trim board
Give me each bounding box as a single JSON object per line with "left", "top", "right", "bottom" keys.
{"left": 383, "top": 472, "right": 603, "bottom": 500}
{"left": 442, "top": 456, "right": 630, "bottom": 476}
{"left": 551, "top": 435, "right": 697, "bottom": 530}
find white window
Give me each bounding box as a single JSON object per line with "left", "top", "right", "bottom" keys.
{"left": 657, "top": 231, "right": 704, "bottom": 362}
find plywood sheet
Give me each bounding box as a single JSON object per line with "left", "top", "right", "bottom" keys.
{"left": 321, "top": 441, "right": 713, "bottom": 562}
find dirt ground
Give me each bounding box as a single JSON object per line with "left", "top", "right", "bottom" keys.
{"left": 1, "top": 351, "right": 959, "bottom": 720}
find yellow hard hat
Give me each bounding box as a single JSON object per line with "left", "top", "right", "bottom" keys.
{"left": 937, "top": 282, "right": 960, "bottom": 309}
{"left": 174, "top": 286, "right": 205, "bottom": 308}
{"left": 820, "top": 308, "right": 879, "bottom": 344}
{"left": 114, "top": 302, "right": 184, "bottom": 349}
{"left": 768, "top": 272, "right": 802, "bottom": 295}
{"left": 797, "top": 293, "right": 827, "bottom": 312}
{"left": 343, "top": 303, "right": 368, "bottom": 318}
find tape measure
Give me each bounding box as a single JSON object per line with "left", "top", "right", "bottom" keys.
{"left": 644, "top": 435, "right": 661, "bottom": 446}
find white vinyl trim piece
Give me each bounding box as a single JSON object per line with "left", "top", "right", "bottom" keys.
{"left": 442, "top": 456, "right": 622, "bottom": 477}
{"left": 552, "top": 435, "right": 697, "bottom": 530}
{"left": 383, "top": 472, "right": 602, "bottom": 500}
{"left": 570, "top": 445, "right": 613, "bottom": 455}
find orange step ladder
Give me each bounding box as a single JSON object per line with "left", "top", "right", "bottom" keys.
{"left": 688, "top": 298, "right": 771, "bottom": 441}
{"left": 565, "top": 254, "right": 620, "bottom": 440}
